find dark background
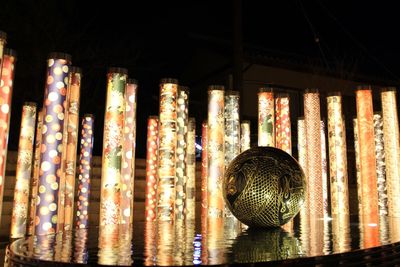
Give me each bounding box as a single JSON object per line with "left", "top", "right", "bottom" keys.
{"left": 1, "top": 1, "right": 399, "bottom": 158}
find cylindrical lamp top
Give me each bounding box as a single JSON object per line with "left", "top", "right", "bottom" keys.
{"left": 208, "top": 85, "right": 225, "bottom": 91}
{"left": 160, "top": 78, "right": 178, "bottom": 84}
{"left": 48, "top": 52, "right": 72, "bottom": 63}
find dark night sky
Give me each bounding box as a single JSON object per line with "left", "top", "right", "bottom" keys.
{"left": 1, "top": 1, "right": 400, "bottom": 157}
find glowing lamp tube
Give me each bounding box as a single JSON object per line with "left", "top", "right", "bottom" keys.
{"left": 35, "top": 53, "right": 71, "bottom": 235}
{"left": 355, "top": 86, "right": 379, "bottom": 220}
{"left": 0, "top": 49, "right": 16, "bottom": 223}
{"left": 99, "top": 67, "right": 127, "bottom": 227}
{"left": 373, "top": 112, "right": 388, "bottom": 216}
{"left": 175, "top": 86, "right": 189, "bottom": 220}
{"left": 224, "top": 91, "right": 240, "bottom": 218}
{"left": 60, "top": 67, "right": 81, "bottom": 231}
{"left": 75, "top": 115, "right": 94, "bottom": 229}
{"left": 353, "top": 118, "right": 363, "bottom": 220}
{"left": 157, "top": 78, "right": 178, "bottom": 222}
{"left": 186, "top": 117, "right": 196, "bottom": 221}
{"left": 275, "top": 94, "right": 291, "bottom": 154}
{"left": 145, "top": 116, "right": 159, "bottom": 222}
{"left": 304, "top": 89, "right": 323, "bottom": 219}
{"left": 326, "top": 93, "right": 349, "bottom": 217}
{"left": 120, "top": 79, "right": 138, "bottom": 225}
{"left": 207, "top": 85, "right": 225, "bottom": 218}
{"left": 27, "top": 110, "right": 43, "bottom": 235}
{"left": 258, "top": 87, "right": 274, "bottom": 146}
{"left": 240, "top": 121, "right": 250, "bottom": 152}
{"left": 10, "top": 103, "right": 37, "bottom": 238}
{"left": 381, "top": 88, "right": 400, "bottom": 218}
{"left": 320, "top": 120, "right": 329, "bottom": 219}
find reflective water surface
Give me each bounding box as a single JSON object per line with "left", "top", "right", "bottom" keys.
{"left": 7, "top": 215, "right": 400, "bottom": 266}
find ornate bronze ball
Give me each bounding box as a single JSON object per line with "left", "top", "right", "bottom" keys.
{"left": 223, "top": 146, "right": 306, "bottom": 228}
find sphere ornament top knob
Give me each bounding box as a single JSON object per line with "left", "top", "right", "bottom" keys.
{"left": 223, "top": 146, "right": 306, "bottom": 228}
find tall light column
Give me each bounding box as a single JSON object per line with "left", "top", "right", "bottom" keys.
{"left": 224, "top": 90, "right": 240, "bottom": 218}
{"left": 304, "top": 89, "right": 323, "bottom": 219}
{"left": 145, "top": 116, "right": 159, "bottom": 222}
{"left": 373, "top": 112, "right": 388, "bottom": 216}
{"left": 10, "top": 103, "right": 37, "bottom": 238}
{"left": 35, "top": 53, "right": 71, "bottom": 235}
{"left": 380, "top": 88, "right": 400, "bottom": 217}
{"left": 0, "top": 49, "right": 15, "bottom": 223}
{"left": 207, "top": 85, "right": 225, "bottom": 218}
{"left": 27, "top": 110, "right": 43, "bottom": 235}
{"left": 275, "top": 93, "right": 291, "bottom": 154}
{"left": 62, "top": 67, "right": 81, "bottom": 231}
{"left": 258, "top": 87, "right": 274, "bottom": 146}
{"left": 99, "top": 67, "right": 127, "bottom": 227}
{"left": 240, "top": 121, "right": 250, "bottom": 152}
{"left": 175, "top": 86, "right": 189, "bottom": 220}
{"left": 157, "top": 78, "right": 178, "bottom": 222}
{"left": 326, "top": 93, "right": 349, "bottom": 217}
{"left": 120, "top": 79, "right": 138, "bottom": 225}
{"left": 75, "top": 115, "right": 94, "bottom": 229}
{"left": 186, "top": 118, "right": 196, "bottom": 221}
{"left": 355, "top": 86, "right": 379, "bottom": 221}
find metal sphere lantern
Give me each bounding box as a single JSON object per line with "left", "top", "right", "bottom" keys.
{"left": 223, "top": 146, "right": 306, "bottom": 228}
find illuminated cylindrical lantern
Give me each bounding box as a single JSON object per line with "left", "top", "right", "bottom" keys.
{"left": 355, "top": 86, "right": 379, "bottom": 220}
{"left": 10, "top": 103, "right": 37, "bottom": 238}
{"left": 0, "top": 31, "right": 6, "bottom": 74}
{"left": 99, "top": 67, "right": 127, "bottom": 227}
{"left": 156, "top": 221, "right": 175, "bottom": 265}
{"left": 145, "top": 116, "right": 159, "bottom": 222}
{"left": 61, "top": 67, "right": 81, "bottom": 231}
{"left": 240, "top": 120, "right": 250, "bottom": 152}
{"left": 207, "top": 85, "right": 225, "bottom": 218}
{"left": 320, "top": 120, "right": 329, "bottom": 218}
{"left": 27, "top": 110, "right": 43, "bottom": 235}
{"left": 275, "top": 93, "right": 291, "bottom": 154}
{"left": 200, "top": 121, "right": 208, "bottom": 264}
{"left": 175, "top": 86, "right": 189, "bottom": 220}
{"left": 326, "top": 93, "right": 349, "bottom": 216}
{"left": 120, "top": 79, "right": 138, "bottom": 225}
{"left": 75, "top": 115, "right": 94, "bottom": 229}
{"left": 304, "top": 89, "right": 323, "bottom": 219}
{"left": 186, "top": 117, "right": 196, "bottom": 221}
{"left": 157, "top": 78, "right": 178, "bottom": 222}
{"left": 224, "top": 91, "right": 240, "bottom": 218}
{"left": 98, "top": 225, "right": 119, "bottom": 265}
{"left": 353, "top": 118, "right": 363, "bottom": 220}
{"left": 331, "top": 214, "right": 350, "bottom": 253}
{"left": 35, "top": 53, "right": 71, "bottom": 235}
{"left": 380, "top": 88, "right": 400, "bottom": 218}
{"left": 201, "top": 121, "right": 208, "bottom": 219}
{"left": 0, "top": 49, "right": 16, "bottom": 222}
{"left": 224, "top": 91, "right": 240, "bottom": 165}
{"left": 297, "top": 118, "right": 309, "bottom": 231}
{"left": 373, "top": 112, "right": 388, "bottom": 216}
{"left": 258, "top": 87, "right": 274, "bottom": 147}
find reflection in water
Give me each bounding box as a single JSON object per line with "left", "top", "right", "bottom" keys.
{"left": 231, "top": 227, "right": 303, "bottom": 263}
{"left": 7, "top": 216, "right": 400, "bottom": 266}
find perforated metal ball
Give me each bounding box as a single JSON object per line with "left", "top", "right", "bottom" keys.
{"left": 223, "top": 146, "right": 306, "bottom": 228}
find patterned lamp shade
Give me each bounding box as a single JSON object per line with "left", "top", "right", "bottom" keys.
{"left": 59, "top": 67, "right": 81, "bottom": 231}
{"left": 326, "top": 93, "right": 349, "bottom": 217}
{"left": 380, "top": 88, "right": 400, "bottom": 218}
{"left": 35, "top": 53, "right": 71, "bottom": 235}
{"left": 10, "top": 102, "right": 37, "bottom": 238}
{"left": 145, "top": 116, "right": 159, "bottom": 222}
{"left": 75, "top": 115, "right": 94, "bottom": 229}
{"left": 258, "top": 87, "right": 274, "bottom": 147}
{"left": 186, "top": 117, "right": 196, "bottom": 221}
{"left": 175, "top": 86, "right": 189, "bottom": 220}
{"left": 0, "top": 49, "right": 16, "bottom": 223}
{"left": 207, "top": 85, "right": 225, "bottom": 218}
{"left": 240, "top": 121, "right": 250, "bottom": 153}
{"left": 157, "top": 78, "right": 178, "bottom": 222}
{"left": 275, "top": 94, "right": 291, "bottom": 154}
{"left": 99, "top": 67, "right": 127, "bottom": 227}
{"left": 120, "top": 79, "right": 138, "bottom": 225}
